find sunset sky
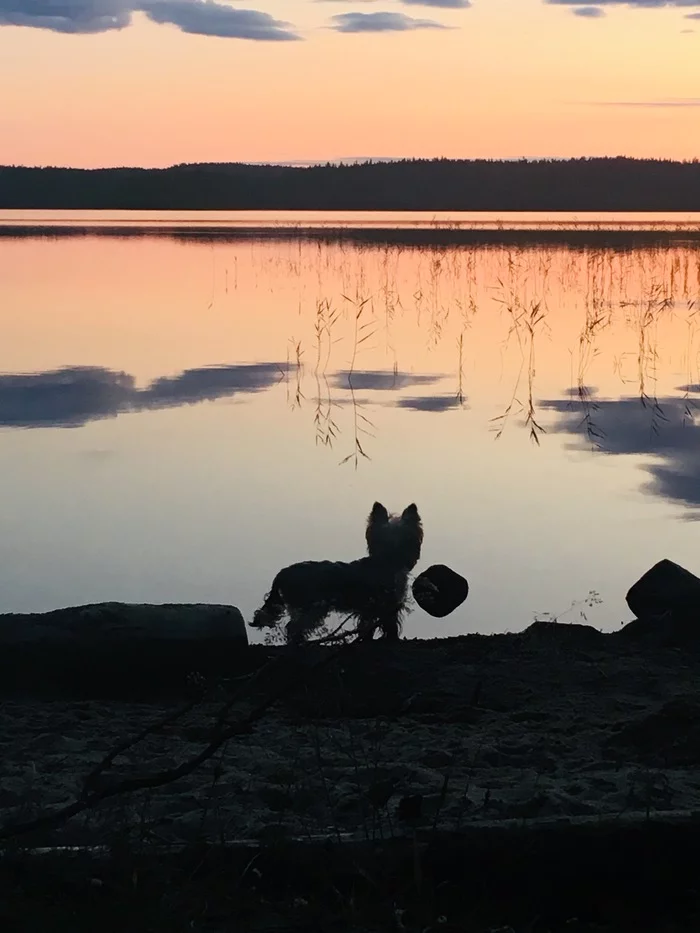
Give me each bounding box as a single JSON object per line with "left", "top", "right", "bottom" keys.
{"left": 1, "top": 0, "right": 699, "bottom": 167}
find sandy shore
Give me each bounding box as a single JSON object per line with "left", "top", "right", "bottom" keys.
{"left": 3, "top": 621, "right": 700, "bottom": 851}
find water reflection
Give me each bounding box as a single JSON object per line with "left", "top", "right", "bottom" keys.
{"left": 15, "top": 360, "right": 700, "bottom": 520}
{"left": 0, "top": 363, "right": 454, "bottom": 431}
{"left": 330, "top": 370, "right": 442, "bottom": 391}
{"left": 3, "top": 222, "right": 700, "bottom": 629}
{"left": 140, "top": 363, "right": 285, "bottom": 408}
{"left": 0, "top": 363, "right": 287, "bottom": 428}
{"left": 396, "top": 395, "right": 464, "bottom": 412}
{"left": 542, "top": 389, "right": 700, "bottom": 517}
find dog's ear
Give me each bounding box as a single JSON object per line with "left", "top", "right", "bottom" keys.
{"left": 401, "top": 504, "right": 420, "bottom": 523}
{"left": 369, "top": 502, "right": 389, "bottom": 524}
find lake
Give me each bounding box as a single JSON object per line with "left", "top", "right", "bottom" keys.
{"left": 2, "top": 209, "right": 700, "bottom": 640}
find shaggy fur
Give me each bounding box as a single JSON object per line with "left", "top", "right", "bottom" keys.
{"left": 250, "top": 502, "right": 423, "bottom": 645}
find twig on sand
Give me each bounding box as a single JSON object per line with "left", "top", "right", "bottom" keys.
{"left": 0, "top": 640, "right": 354, "bottom": 844}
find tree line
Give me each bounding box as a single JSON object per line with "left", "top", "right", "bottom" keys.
{"left": 1, "top": 157, "right": 699, "bottom": 211}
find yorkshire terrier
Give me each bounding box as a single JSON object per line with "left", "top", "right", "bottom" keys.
{"left": 250, "top": 502, "right": 423, "bottom": 645}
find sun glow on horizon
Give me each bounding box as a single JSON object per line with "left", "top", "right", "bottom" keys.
{"left": 0, "top": 0, "right": 698, "bottom": 167}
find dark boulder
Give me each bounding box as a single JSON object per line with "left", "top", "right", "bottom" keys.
{"left": 0, "top": 602, "right": 249, "bottom": 699}
{"left": 626, "top": 559, "right": 700, "bottom": 621}
{"left": 413, "top": 564, "right": 469, "bottom": 618}
{"left": 620, "top": 560, "right": 700, "bottom": 647}
{"left": 0, "top": 601, "right": 247, "bottom": 645}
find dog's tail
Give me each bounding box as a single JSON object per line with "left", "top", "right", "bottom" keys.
{"left": 250, "top": 577, "right": 286, "bottom": 629}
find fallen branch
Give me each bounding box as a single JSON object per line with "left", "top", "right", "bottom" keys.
{"left": 0, "top": 639, "right": 352, "bottom": 843}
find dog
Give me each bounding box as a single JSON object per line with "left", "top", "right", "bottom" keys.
{"left": 250, "top": 502, "right": 423, "bottom": 645}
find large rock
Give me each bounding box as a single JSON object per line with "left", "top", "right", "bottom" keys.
{"left": 621, "top": 560, "right": 700, "bottom": 647}
{"left": 413, "top": 564, "right": 469, "bottom": 618}
{"left": 0, "top": 602, "right": 250, "bottom": 699}
{"left": 626, "top": 560, "right": 700, "bottom": 622}
{"left": 0, "top": 601, "right": 247, "bottom": 645}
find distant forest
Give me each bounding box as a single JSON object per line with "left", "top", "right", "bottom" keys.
{"left": 1, "top": 158, "right": 699, "bottom": 211}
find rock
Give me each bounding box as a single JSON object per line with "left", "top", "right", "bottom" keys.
{"left": 0, "top": 602, "right": 249, "bottom": 699}
{"left": 617, "top": 611, "right": 700, "bottom": 648}
{"left": 620, "top": 560, "right": 700, "bottom": 646}
{"left": 626, "top": 559, "right": 700, "bottom": 622}
{"left": 0, "top": 602, "right": 247, "bottom": 645}
{"left": 413, "top": 564, "right": 469, "bottom": 618}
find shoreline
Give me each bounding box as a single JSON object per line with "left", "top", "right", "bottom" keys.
{"left": 3, "top": 609, "right": 700, "bottom": 927}
{"left": 3, "top": 223, "right": 700, "bottom": 249}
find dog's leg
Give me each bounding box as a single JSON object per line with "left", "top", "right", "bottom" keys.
{"left": 378, "top": 615, "right": 401, "bottom": 641}
{"left": 354, "top": 613, "right": 380, "bottom": 642}
{"left": 286, "top": 607, "right": 328, "bottom": 645}
{"left": 286, "top": 610, "right": 307, "bottom": 646}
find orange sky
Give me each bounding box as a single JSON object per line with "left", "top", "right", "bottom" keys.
{"left": 0, "top": 0, "right": 698, "bottom": 167}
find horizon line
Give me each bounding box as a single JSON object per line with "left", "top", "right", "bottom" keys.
{"left": 3, "top": 155, "right": 700, "bottom": 172}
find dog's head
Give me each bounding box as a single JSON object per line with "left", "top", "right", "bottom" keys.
{"left": 365, "top": 502, "right": 423, "bottom": 571}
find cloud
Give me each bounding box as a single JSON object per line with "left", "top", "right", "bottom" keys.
{"left": 318, "top": 0, "right": 469, "bottom": 6}
{"left": 140, "top": 0, "right": 299, "bottom": 39}
{"left": 400, "top": 0, "right": 469, "bottom": 5}
{"left": 592, "top": 98, "right": 700, "bottom": 106}
{"left": 0, "top": 0, "right": 130, "bottom": 32}
{"left": 546, "top": 0, "right": 700, "bottom": 15}
{"left": 547, "top": 0, "right": 700, "bottom": 7}
{"left": 0, "top": 0, "right": 300, "bottom": 38}
{"left": 541, "top": 389, "right": 700, "bottom": 516}
{"left": 329, "top": 11, "right": 448, "bottom": 32}
{"left": 0, "top": 363, "right": 289, "bottom": 428}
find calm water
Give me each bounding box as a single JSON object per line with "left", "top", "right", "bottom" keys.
{"left": 2, "top": 210, "right": 700, "bottom": 639}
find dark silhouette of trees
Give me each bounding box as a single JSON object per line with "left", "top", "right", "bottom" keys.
{"left": 1, "top": 157, "right": 699, "bottom": 211}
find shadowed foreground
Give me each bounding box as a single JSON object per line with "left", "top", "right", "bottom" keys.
{"left": 3, "top": 818, "right": 700, "bottom": 932}
{"left": 3, "top": 612, "right": 700, "bottom": 928}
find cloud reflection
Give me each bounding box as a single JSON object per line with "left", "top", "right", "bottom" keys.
{"left": 0, "top": 363, "right": 287, "bottom": 428}
{"left": 331, "top": 369, "right": 444, "bottom": 390}
{"left": 0, "top": 363, "right": 454, "bottom": 430}
{"left": 140, "top": 363, "right": 286, "bottom": 408}
{"left": 396, "top": 394, "right": 465, "bottom": 412}
{"left": 0, "top": 367, "right": 135, "bottom": 428}
{"left": 542, "top": 388, "right": 700, "bottom": 515}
